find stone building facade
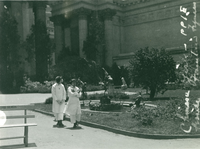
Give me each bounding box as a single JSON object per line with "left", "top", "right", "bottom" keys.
{"left": 0, "top": 1, "right": 54, "bottom": 76}
{"left": 50, "top": 0, "right": 200, "bottom": 67}
{"left": 0, "top": 0, "right": 199, "bottom": 77}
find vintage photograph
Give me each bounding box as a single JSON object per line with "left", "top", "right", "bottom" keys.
{"left": 0, "top": 0, "right": 200, "bottom": 148}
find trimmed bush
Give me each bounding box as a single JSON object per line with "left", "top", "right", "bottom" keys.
{"left": 45, "top": 97, "right": 53, "bottom": 104}
{"left": 89, "top": 102, "right": 122, "bottom": 111}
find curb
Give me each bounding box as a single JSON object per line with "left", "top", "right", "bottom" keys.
{"left": 32, "top": 109, "right": 200, "bottom": 140}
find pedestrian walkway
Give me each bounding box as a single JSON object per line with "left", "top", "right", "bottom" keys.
{"left": 1, "top": 110, "right": 200, "bottom": 149}
{"left": 0, "top": 90, "right": 137, "bottom": 105}
{"left": 1, "top": 94, "right": 200, "bottom": 149}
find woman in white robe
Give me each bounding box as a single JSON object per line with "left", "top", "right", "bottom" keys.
{"left": 52, "top": 76, "right": 66, "bottom": 128}
{"left": 65, "top": 79, "right": 82, "bottom": 128}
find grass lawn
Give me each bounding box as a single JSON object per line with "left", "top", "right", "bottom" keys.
{"left": 34, "top": 88, "right": 200, "bottom": 135}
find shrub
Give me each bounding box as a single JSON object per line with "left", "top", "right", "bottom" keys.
{"left": 131, "top": 107, "right": 155, "bottom": 125}
{"left": 20, "top": 79, "right": 55, "bottom": 93}
{"left": 86, "top": 84, "right": 103, "bottom": 91}
{"left": 129, "top": 47, "right": 177, "bottom": 100}
{"left": 88, "top": 94, "right": 102, "bottom": 100}
{"left": 49, "top": 52, "right": 102, "bottom": 84}
{"left": 131, "top": 98, "right": 186, "bottom": 126}
{"left": 89, "top": 102, "right": 122, "bottom": 111}
{"left": 119, "top": 93, "right": 129, "bottom": 99}
{"left": 100, "top": 95, "right": 111, "bottom": 104}
{"left": 45, "top": 97, "right": 53, "bottom": 104}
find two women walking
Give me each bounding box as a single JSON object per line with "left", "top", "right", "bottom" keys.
{"left": 51, "top": 76, "right": 82, "bottom": 128}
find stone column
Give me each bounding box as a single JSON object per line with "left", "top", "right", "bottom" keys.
{"left": 54, "top": 17, "right": 64, "bottom": 62}
{"left": 78, "top": 13, "right": 88, "bottom": 58}
{"left": 120, "top": 18, "right": 124, "bottom": 54}
{"left": 101, "top": 9, "right": 116, "bottom": 66}
{"left": 0, "top": 1, "right": 4, "bottom": 67}
{"left": 33, "top": 2, "right": 46, "bottom": 24}
{"left": 64, "top": 21, "right": 71, "bottom": 50}
{"left": 33, "top": 2, "right": 47, "bottom": 81}
{"left": 68, "top": 7, "right": 91, "bottom": 57}
{"left": 11, "top": 2, "right": 23, "bottom": 40}
{"left": 0, "top": 1, "right": 4, "bottom": 14}
{"left": 28, "top": 2, "right": 35, "bottom": 29}
{"left": 105, "top": 18, "right": 113, "bottom": 66}
{"left": 72, "top": 8, "right": 91, "bottom": 58}
{"left": 0, "top": 1, "right": 4, "bottom": 37}
{"left": 21, "top": 2, "right": 30, "bottom": 41}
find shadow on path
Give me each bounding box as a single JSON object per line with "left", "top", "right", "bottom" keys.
{"left": 65, "top": 126, "right": 83, "bottom": 130}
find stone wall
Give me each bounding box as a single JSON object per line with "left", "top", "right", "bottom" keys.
{"left": 122, "top": 0, "right": 199, "bottom": 52}
{"left": 113, "top": 0, "right": 200, "bottom": 65}
{"left": 50, "top": 0, "right": 200, "bottom": 66}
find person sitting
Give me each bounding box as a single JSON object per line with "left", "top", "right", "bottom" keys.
{"left": 133, "top": 92, "right": 145, "bottom": 108}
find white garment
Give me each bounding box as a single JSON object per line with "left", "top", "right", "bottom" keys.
{"left": 51, "top": 83, "right": 66, "bottom": 113}
{"left": 70, "top": 114, "right": 81, "bottom": 123}
{"left": 65, "top": 86, "right": 82, "bottom": 119}
{"left": 54, "top": 113, "right": 64, "bottom": 121}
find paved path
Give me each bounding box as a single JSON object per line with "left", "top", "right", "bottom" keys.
{"left": 0, "top": 94, "right": 200, "bottom": 149}
{"left": 0, "top": 90, "right": 107, "bottom": 105}
{"left": 1, "top": 111, "right": 200, "bottom": 149}
{"left": 0, "top": 93, "right": 52, "bottom": 105}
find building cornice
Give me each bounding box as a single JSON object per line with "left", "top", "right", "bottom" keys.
{"left": 113, "top": 47, "right": 189, "bottom": 60}
{"left": 51, "top": 0, "right": 122, "bottom": 17}
{"left": 121, "top": 1, "right": 200, "bottom": 26}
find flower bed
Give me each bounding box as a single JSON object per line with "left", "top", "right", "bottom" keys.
{"left": 20, "top": 80, "right": 55, "bottom": 93}
{"left": 34, "top": 101, "right": 200, "bottom": 135}
{"left": 34, "top": 89, "right": 200, "bottom": 135}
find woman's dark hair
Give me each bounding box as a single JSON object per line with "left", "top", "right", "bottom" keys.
{"left": 70, "top": 79, "right": 76, "bottom": 84}
{"left": 55, "top": 76, "right": 62, "bottom": 83}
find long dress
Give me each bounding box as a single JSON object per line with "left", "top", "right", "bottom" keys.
{"left": 51, "top": 83, "right": 66, "bottom": 114}
{"left": 65, "top": 86, "right": 81, "bottom": 122}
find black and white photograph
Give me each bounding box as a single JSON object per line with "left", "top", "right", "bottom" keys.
{"left": 0, "top": 0, "right": 200, "bottom": 148}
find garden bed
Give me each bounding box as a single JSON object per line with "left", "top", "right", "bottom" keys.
{"left": 34, "top": 101, "right": 200, "bottom": 135}
{"left": 34, "top": 89, "right": 200, "bottom": 135}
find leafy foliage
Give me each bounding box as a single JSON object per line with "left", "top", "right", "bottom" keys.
{"left": 23, "top": 20, "right": 54, "bottom": 82}
{"left": 0, "top": 9, "right": 21, "bottom": 92}
{"left": 20, "top": 79, "right": 55, "bottom": 93}
{"left": 131, "top": 98, "right": 184, "bottom": 126}
{"left": 129, "top": 47, "right": 177, "bottom": 99}
{"left": 131, "top": 107, "right": 154, "bottom": 125}
{"left": 49, "top": 48, "right": 102, "bottom": 84}
{"left": 83, "top": 11, "right": 105, "bottom": 62}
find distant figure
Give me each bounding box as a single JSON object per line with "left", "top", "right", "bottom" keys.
{"left": 51, "top": 76, "right": 66, "bottom": 128}
{"left": 121, "top": 77, "right": 127, "bottom": 90}
{"left": 135, "top": 92, "right": 144, "bottom": 108}
{"left": 65, "top": 79, "right": 82, "bottom": 128}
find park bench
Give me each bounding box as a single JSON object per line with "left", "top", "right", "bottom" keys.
{"left": 0, "top": 104, "right": 37, "bottom": 147}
